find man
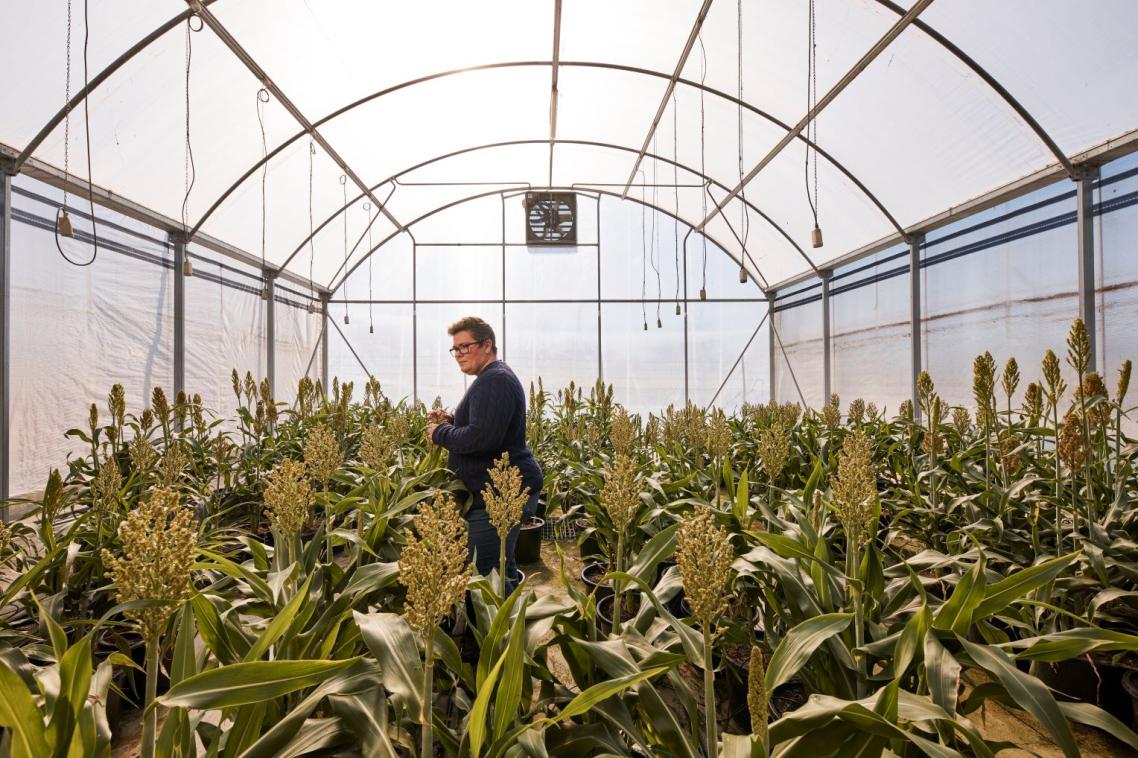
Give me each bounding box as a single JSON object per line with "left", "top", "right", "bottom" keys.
{"left": 427, "top": 316, "right": 543, "bottom": 588}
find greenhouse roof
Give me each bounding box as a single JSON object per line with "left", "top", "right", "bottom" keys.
{"left": 3, "top": 0, "right": 1137, "bottom": 292}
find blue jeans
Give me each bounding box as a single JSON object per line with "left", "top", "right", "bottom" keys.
{"left": 465, "top": 489, "right": 540, "bottom": 595}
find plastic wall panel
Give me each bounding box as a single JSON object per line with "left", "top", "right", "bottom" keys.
{"left": 772, "top": 296, "right": 824, "bottom": 409}
{"left": 688, "top": 302, "right": 769, "bottom": 410}
{"left": 415, "top": 245, "right": 502, "bottom": 302}
{"left": 830, "top": 251, "right": 912, "bottom": 413}
{"left": 326, "top": 304, "right": 414, "bottom": 404}
{"left": 415, "top": 303, "right": 489, "bottom": 408}
{"left": 1097, "top": 154, "right": 1138, "bottom": 405}
{"left": 503, "top": 303, "right": 598, "bottom": 394}
{"left": 601, "top": 302, "right": 685, "bottom": 416}
{"left": 922, "top": 185, "right": 1078, "bottom": 411}
{"left": 8, "top": 176, "right": 174, "bottom": 495}
{"left": 184, "top": 251, "right": 265, "bottom": 420}
{"left": 274, "top": 301, "right": 322, "bottom": 404}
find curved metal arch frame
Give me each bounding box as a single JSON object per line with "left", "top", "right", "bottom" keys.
{"left": 187, "top": 60, "right": 908, "bottom": 246}
{"left": 329, "top": 185, "right": 764, "bottom": 298}
{"left": 279, "top": 138, "right": 816, "bottom": 285}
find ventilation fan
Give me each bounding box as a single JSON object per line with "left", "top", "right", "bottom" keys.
{"left": 524, "top": 191, "right": 577, "bottom": 245}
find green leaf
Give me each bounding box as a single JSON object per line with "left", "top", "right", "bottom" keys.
{"left": 923, "top": 632, "right": 960, "bottom": 717}
{"left": 933, "top": 556, "right": 986, "bottom": 635}
{"left": 1057, "top": 701, "right": 1138, "bottom": 752}
{"left": 734, "top": 469, "right": 750, "bottom": 525}
{"left": 551, "top": 666, "right": 670, "bottom": 724}
{"left": 957, "top": 637, "right": 1078, "bottom": 758}
{"left": 158, "top": 658, "right": 361, "bottom": 709}
{"left": 469, "top": 646, "right": 508, "bottom": 758}
{"left": 0, "top": 659, "right": 51, "bottom": 758}
{"left": 353, "top": 611, "right": 424, "bottom": 722}
{"left": 625, "top": 523, "right": 679, "bottom": 585}
{"left": 973, "top": 552, "right": 1079, "bottom": 620}
{"left": 894, "top": 604, "right": 930, "bottom": 680}
{"left": 492, "top": 594, "right": 530, "bottom": 743}
{"left": 244, "top": 574, "right": 314, "bottom": 662}
{"left": 765, "top": 613, "right": 853, "bottom": 692}
{"left": 49, "top": 633, "right": 92, "bottom": 756}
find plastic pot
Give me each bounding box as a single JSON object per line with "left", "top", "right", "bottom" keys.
{"left": 597, "top": 592, "right": 641, "bottom": 635}
{"left": 576, "top": 518, "right": 602, "bottom": 559}
{"left": 516, "top": 516, "right": 544, "bottom": 564}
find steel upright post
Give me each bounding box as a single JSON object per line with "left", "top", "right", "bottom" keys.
{"left": 173, "top": 233, "right": 186, "bottom": 400}
{"left": 320, "top": 293, "right": 330, "bottom": 392}
{"left": 265, "top": 273, "right": 276, "bottom": 394}
{"left": 768, "top": 292, "right": 776, "bottom": 403}
{"left": 0, "top": 169, "right": 12, "bottom": 515}
{"left": 821, "top": 271, "right": 832, "bottom": 402}
{"left": 909, "top": 235, "right": 923, "bottom": 423}
{"left": 1076, "top": 168, "right": 1099, "bottom": 372}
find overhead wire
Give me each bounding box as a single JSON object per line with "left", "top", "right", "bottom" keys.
{"left": 256, "top": 87, "right": 270, "bottom": 298}
{"left": 737, "top": 0, "right": 751, "bottom": 279}
{"left": 341, "top": 174, "right": 349, "bottom": 324}
{"left": 364, "top": 201, "right": 374, "bottom": 333}
{"left": 181, "top": 13, "right": 198, "bottom": 242}
{"left": 672, "top": 90, "right": 681, "bottom": 316}
{"left": 307, "top": 141, "right": 316, "bottom": 313}
{"left": 650, "top": 135, "right": 661, "bottom": 327}
{"left": 640, "top": 169, "right": 648, "bottom": 331}
{"left": 698, "top": 32, "right": 708, "bottom": 299}
{"left": 805, "top": 0, "right": 820, "bottom": 231}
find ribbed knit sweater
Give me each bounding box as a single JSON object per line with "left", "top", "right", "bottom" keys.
{"left": 430, "top": 361, "right": 543, "bottom": 508}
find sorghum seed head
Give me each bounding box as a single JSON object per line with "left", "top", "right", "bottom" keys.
{"left": 899, "top": 399, "right": 913, "bottom": 421}
{"left": 152, "top": 387, "right": 170, "bottom": 424}
{"left": 1082, "top": 372, "right": 1111, "bottom": 430}
{"left": 601, "top": 453, "right": 641, "bottom": 534}
{"left": 748, "top": 646, "right": 769, "bottom": 742}
{"left": 108, "top": 384, "right": 126, "bottom": 426}
{"left": 91, "top": 458, "right": 122, "bottom": 515}
{"left": 1023, "top": 382, "right": 1043, "bottom": 421}
{"left": 865, "top": 402, "right": 878, "bottom": 420}
{"left": 847, "top": 398, "right": 866, "bottom": 426}
{"left": 1002, "top": 357, "right": 1020, "bottom": 402}
{"left": 129, "top": 434, "right": 158, "bottom": 478}
{"left": 399, "top": 493, "right": 471, "bottom": 642}
{"left": 1066, "top": 318, "right": 1091, "bottom": 377}
{"left": 675, "top": 510, "right": 734, "bottom": 626}
{"left": 757, "top": 422, "right": 791, "bottom": 485}
{"left": 821, "top": 394, "right": 841, "bottom": 429}
{"left": 830, "top": 430, "right": 878, "bottom": 546}
{"left": 1118, "top": 360, "right": 1133, "bottom": 406}
{"left": 42, "top": 468, "right": 68, "bottom": 525}
{"left": 101, "top": 488, "right": 196, "bottom": 643}
{"left": 263, "top": 459, "right": 313, "bottom": 540}
{"left": 1042, "top": 349, "right": 1067, "bottom": 410}
{"left": 973, "top": 352, "right": 997, "bottom": 426}
{"left": 359, "top": 423, "right": 395, "bottom": 471}
{"left": 611, "top": 407, "right": 636, "bottom": 457}
{"left": 999, "top": 430, "right": 1022, "bottom": 476}
{"left": 1058, "top": 409, "right": 1089, "bottom": 470}
{"left": 916, "top": 372, "right": 934, "bottom": 408}
{"left": 705, "top": 408, "right": 732, "bottom": 458}
{"left": 483, "top": 453, "right": 531, "bottom": 541}
{"left": 89, "top": 403, "right": 99, "bottom": 432}
{"left": 231, "top": 369, "right": 242, "bottom": 401}
{"left": 139, "top": 408, "right": 155, "bottom": 431}
{"left": 303, "top": 423, "right": 342, "bottom": 486}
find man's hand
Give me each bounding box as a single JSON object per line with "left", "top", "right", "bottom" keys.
{"left": 427, "top": 422, "right": 440, "bottom": 443}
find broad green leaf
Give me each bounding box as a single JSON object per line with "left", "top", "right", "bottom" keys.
{"left": 244, "top": 573, "right": 313, "bottom": 662}
{"left": 1057, "top": 701, "right": 1138, "bottom": 752}
{"left": 353, "top": 611, "right": 424, "bottom": 721}
{"left": 469, "top": 645, "right": 508, "bottom": 758}
{"left": 492, "top": 594, "right": 530, "bottom": 743}
{"left": 49, "top": 633, "right": 93, "bottom": 755}
{"left": 626, "top": 523, "right": 679, "bottom": 584}
{"left": 158, "top": 658, "right": 360, "bottom": 709}
{"left": 734, "top": 470, "right": 750, "bottom": 524}
{"left": 923, "top": 632, "right": 960, "bottom": 717}
{"left": 973, "top": 552, "right": 1078, "bottom": 620}
{"left": 894, "top": 604, "right": 931, "bottom": 679}
{"left": 551, "top": 665, "right": 669, "bottom": 723}
{"left": 0, "top": 659, "right": 51, "bottom": 758}
{"left": 765, "top": 613, "right": 853, "bottom": 692}
{"left": 957, "top": 637, "right": 1077, "bottom": 758}
{"left": 933, "top": 556, "right": 985, "bottom": 635}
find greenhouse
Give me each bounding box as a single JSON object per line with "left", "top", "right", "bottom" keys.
{"left": 2, "top": 0, "right": 1138, "bottom": 755}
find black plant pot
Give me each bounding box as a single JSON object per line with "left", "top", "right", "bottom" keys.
{"left": 1122, "top": 671, "right": 1138, "bottom": 727}
{"left": 516, "top": 517, "right": 544, "bottom": 565}
{"left": 581, "top": 561, "right": 613, "bottom": 602}
{"left": 1037, "top": 655, "right": 1135, "bottom": 724}
{"left": 597, "top": 592, "right": 641, "bottom": 635}
{"left": 576, "top": 518, "right": 602, "bottom": 560}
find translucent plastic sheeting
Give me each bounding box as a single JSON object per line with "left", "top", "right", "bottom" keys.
{"left": 183, "top": 248, "right": 266, "bottom": 418}
{"left": 599, "top": 194, "right": 685, "bottom": 302}
{"left": 326, "top": 305, "right": 415, "bottom": 405}
{"left": 503, "top": 303, "right": 599, "bottom": 393}
{"left": 273, "top": 299, "right": 322, "bottom": 404}
{"left": 505, "top": 244, "right": 598, "bottom": 302}
{"left": 415, "top": 303, "right": 489, "bottom": 407}
{"left": 416, "top": 245, "right": 502, "bottom": 303}
{"left": 829, "top": 250, "right": 912, "bottom": 413}
{"left": 772, "top": 297, "right": 825, "bottom": 409}
{"left": 601, "top": 303, "right": 686, "bottom": 417}
{"left": 921, "top": 183, "right": 1077, "bottom": 411}
{"left": 8, "top": 175, "right": 174, "bottom": 496}
{"left": 687, "top": 302, "right": 769, "bottom": 411}
{"left": 1096, "top": 153, "right": 1138, "bottom": 400}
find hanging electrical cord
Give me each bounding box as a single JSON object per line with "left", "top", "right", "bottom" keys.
{"left": 180, "top": 12, "right": 201, "bottom": 277}
{"left": 307, "top": 141, "right": 316, "bottom": 313}
{"left": 672, "top": 90, "right": 681, "bottom": 315}
{"left": 340, "top": 175, "right": 350, "bottom": 324}
{"left": 257, "top": 87, "right": 270, "bottom": 299}
{"left": 364, "top": 201, "right": 374, "bottom": 333}
{"left": 805, "top": 0, "right": 823, "bottom": 248}
{"left": 698, "top": 32, "right": 708, "bottom": 300}
{"left": 55, "top": 0, "right": 100, "bottom": 266}
{"left": 737, "top": 0, "right": 751, "bottom": 283}
{"left": 650, "top": 136, "right": 662, "bottom": 328}
{"left": 640, "top": 170, "right": 648, "bottom": 331}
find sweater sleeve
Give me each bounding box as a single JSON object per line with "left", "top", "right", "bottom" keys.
{"left": 432, "top": 374, "right": 515, "bottom": 455}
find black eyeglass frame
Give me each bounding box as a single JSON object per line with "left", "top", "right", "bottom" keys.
{"left": 448, "top": 339, "right": 487, "bottom": 357}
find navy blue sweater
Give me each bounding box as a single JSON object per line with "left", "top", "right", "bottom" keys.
{"left": 431, "top": 361, "right": 543, "bottom": 509}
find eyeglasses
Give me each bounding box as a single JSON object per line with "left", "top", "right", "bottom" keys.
{"left": 448, "top": 340, "right": 485, "bottom": 357}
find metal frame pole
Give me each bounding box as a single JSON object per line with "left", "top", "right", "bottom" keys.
{"left": 1076, "top": 167, "right": 1099, "bottom": 371}
{"left": 682, "top": 233, "right": 689, "bottom": 403}
{"left": 821, "top": 270, "right": 832, "bottom": 402}
{"left": 320, "top": 293, "right": 330, "bottom": 391}
{"left": 411, "top": 235, "right": 418, "bottom": 403}
{"left": 910, "top": 234, "right": 923, "bottom": 422}
{"left": 596, "top": 195, "right": 603, "bottom": 382}
{"left": 1, "top": 169, "right": 12, "bottom": 513}
{"left": 501, "top": 196, "right": 507, "bottom": 362}
{"left": 172, "top": 233, "right": 186, "bottom": 399}
{"left": 265, "top": 273, "right": 276, "bottom": 393}
{"left": 768, "top": 292, "right": 777, "bottom": 403}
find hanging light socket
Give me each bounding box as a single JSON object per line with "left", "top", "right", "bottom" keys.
{"left": 343, "top": 313, "right": 350, "bottom": 325}
{"left": 307, "top": 301, "right": 316, "bottom": 315}
{"left": 811, "top": 224, "right": 824, "bottom": 249}
{"left": 642, "top": 322, "right": 648, "bottom": 331}
{"left": 739, "top": 267, "right": 748, "bottom": 284}
{"left": 369, "top": 324, "right": 374, "bottom": 334}
{"left": 656, "top": 317, "right": 662, "bottom": 329}
{"left": 57, "top": 209, "right": 75, "bottom": 238}
{"left": 675, "top": 303, "right": 681, "bottom": 316}
{"left": 182, "top": 257, "right": 193, "bottom": 277}
{"left": 699, "top": 287, "right": 707, "bottom": 301}
{"left": 261, "top": 286, "right": 270, "bottom": 301}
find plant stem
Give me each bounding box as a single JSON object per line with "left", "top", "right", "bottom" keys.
{"left": 422, "top": 629, "right": 435, "bottom": 758}
{"left": 141, "top": 639, "right": 160, "bottom": 758}
{"left": 612, "top": 532, "right": 624, "bottom": 636}
{"left": 323, "top": 481, "right": 332, "bottom": 561}
{"left": 848, "top": 542, "right": 866, "bottom": 699}
{"left": 703, "top": 629, "right": 717, "bottom": 757}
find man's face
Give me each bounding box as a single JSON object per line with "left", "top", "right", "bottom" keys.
{"left": 451, "top": 330, "right": 494, "bottom": 375}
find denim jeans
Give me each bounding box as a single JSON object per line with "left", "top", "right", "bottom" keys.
{"left": 465, "top": 488, "right": 541, "bottom": 595}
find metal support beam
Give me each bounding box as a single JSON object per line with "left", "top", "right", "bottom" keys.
{"left": 320, "top": 294, "right": 330, "bottom": 391}
{"left": 909, "top": 235, "right": 924, "bottom": 422}
{"left": 821, "top": 271, "right": 832, "bottom": 402}
{"left": 265, "top": 273, "right": 276, "bottom": 394}
{"left": 172, "top": 234, "right": 187, "bottom": 399}
{"left": 768, "top": 292, "right": 777, "bottom": 403}
{"left": 1076, "top": 168, "right": 1099, "bottom": 371}
{"left": 596, "top": 195, "right": 603, "bottom": 382}
{"left": 1, "top": 169, "right": 12, "bottom": 513}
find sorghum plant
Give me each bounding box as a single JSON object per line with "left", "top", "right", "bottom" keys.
{"left": 600, "top": 452, "right": 641, "bottom": 634}
{"left": 262, "top": 459, "right": 313, "bottom": 569}
{"left": 483, "top": 452, "right": 531, "bottom": 595}
{"left": 304, "top": 423, "right": 342, "bottom": 558}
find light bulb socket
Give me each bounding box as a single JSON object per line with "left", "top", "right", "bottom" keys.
{"left": 656, "top": 318, "right": 662, "bottom": 329}
{"left": 739, "top": 267, "right": 748, "bottom": 284}
{"left": 57, "top": 209, "right": 75, "bottom": 238}
{"left": 675, "top": 303, "right": 681, "bottom": 316}
{"left": 343, "top": 314, "right": 350, "bottom": 325}
{"left": 307, "top": 301, "right": 316, "bottom": 314}
{"left": 182, "top": 258, "right": 193, "bottom": 277}
{"left": 811, "top": 225, "right": 824, "bottom": 249}
{"left": 369, "top": 324, "right": 374, "bottom": 334}
{"left": 642, "top": 322, "right": 648, "bottom": 331}
{"left": 699, "top": 287, "right": 707, "bottom": 301}
{"left": 261, "top": 286, "right": 270, "bottom": 301}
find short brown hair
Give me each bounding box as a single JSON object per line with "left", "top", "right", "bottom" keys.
{"left": 447, "top": 316, "right": 496, "bottom": 353}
